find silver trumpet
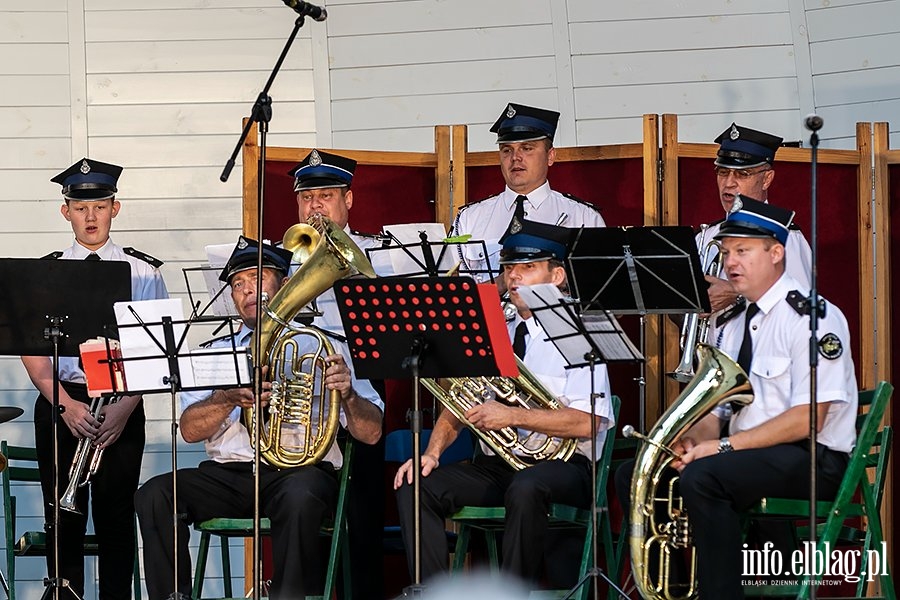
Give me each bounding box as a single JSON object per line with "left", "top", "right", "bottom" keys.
{"left": 669, "top": 228, "right": 725, "bottom": 383}
{"left": 59, "top": 396, "right": 111, "bottom": 514}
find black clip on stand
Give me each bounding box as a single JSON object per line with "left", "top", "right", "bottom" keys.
{"left": 519, "top": 285, "right": 643, "bottom": 600}
{"left": 334, "top": 275, "right": 515, "bottom": 594}
{"left": 0, "top": 258, "right": 130, "bottom": 600}
{"left": 219, "top": 5, "right": 325, "bottom": 596}
{"left": 803, "top": 113, "right": 826, "bottom": 600}
{"left": 568, "top": 225, "right": 710, "bottom": 432}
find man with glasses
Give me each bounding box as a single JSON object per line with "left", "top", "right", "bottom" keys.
{"left": 699, "top": 123, "right": 812, "bottom": 312}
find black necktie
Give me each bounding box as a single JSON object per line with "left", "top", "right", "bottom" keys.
{"left": 513, "top": 194, "right": 527, "bottom": 223}
{"left": 513, "top": 321, "right": 528, "bottom": 359}
{"left": 85, "top": 253, "right": 101, "bottom": 261}
{"left": 736, "top": 302, "right": 760, "bottom": 375}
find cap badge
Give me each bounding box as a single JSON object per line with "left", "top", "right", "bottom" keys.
{"left": 80, "top": 159, "right": 91, "bottom": 174}
{"left": 506, "top": 105, "right": 516, "bottom": 119}
{"left": 509, "top": 217, "right": 523, "bottom": 235}
{"left": 237, "top": 237, "right": 249, "bottom": 250}
{"left": 730, "top": 124, "right": 740, "bottom": 141}
{"left": 818, "top": 332, "right": 843, "bottom": 360}
{"left": 309, "top": 149, "right": 322, "bottom": 167}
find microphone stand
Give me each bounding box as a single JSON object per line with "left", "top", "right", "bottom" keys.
{"left": 220, "top": 15, "right": 309, "bottom": 600}
{"left": 804, "top": 115, "right": 824, "bottom": 600}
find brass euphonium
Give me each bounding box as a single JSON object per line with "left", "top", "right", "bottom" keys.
{"left": 627, "top": 344, "right": 753, "bottom": 600}
{"left": 421, "top": 357, "right": 578, "bottom": 471}
{"left": 244, "top": 214, "right": 376, "bottom": 469}
{"left": 670, "top": 231, "right": 726, "bottom": 383}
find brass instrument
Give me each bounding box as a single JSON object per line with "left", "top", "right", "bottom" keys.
{"left": 627, "top": 344, "right": 753, "bottom": 600}
{"left": 670, "top": 231, "right": 725, "bottom": 383}
{"left": 421, "top": 357, "right": 578, "bottom": 470}
{"left": 60, "top": 396, "right": 111, "bottom": 514}
{"left": 244, "top": 214, "right": 376, "bottom": 469}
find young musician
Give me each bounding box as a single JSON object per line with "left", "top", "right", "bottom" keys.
{"left": 21, "top": 158, "right": 168, "bottom": 600}
{"left": 394, "top": 219, "right": 614, "bottom": 584}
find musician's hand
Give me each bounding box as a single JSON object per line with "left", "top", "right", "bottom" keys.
{"left": 674, "top": 439, "right": 717, "bottom": 471}
{"left": 323, "top": 354, "right": 353, "bottom": 399}
{"left": 60, "top": 398, "right": 101, "bottom": 440}
{"left": 706, "top": 275, "right": 739, "bottom": 313}
{"left": 393, "top": 454, "right": 440, "bottom": 489}
{"left": 465, "top": 401, "right": 513, "bottom": 432}
{"left": 96, "top": 401, "right": 132, "bottom": 448}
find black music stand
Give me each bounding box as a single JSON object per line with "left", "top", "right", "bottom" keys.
{"left": 367, "top": 230, "right": 493, "bottom": 281}
{"left": 568, "top": 226, "right": 709, "bottom": 316}
{"left": 112, "top": 299, "right": 248, "bottom": 599}
{"left": 0, "top": 258, "right": 130, "bottom": 600}
{"left": 518, "top": 284, "right": 641, "bottom": 600}
{"left": 568, "top": 226, "right": 709, "bottom": 434}
{"left": 333, "top": 276, "right": 515, "bottom": 593}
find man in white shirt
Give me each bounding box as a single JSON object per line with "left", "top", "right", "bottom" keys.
{"left": 674, "top": 197, "right": 857, "bottom": 597}
{"left": 394, "top": 219, "right": 614, "bottom": 584}
{"left": 450, "top": 103, "right": 606, "bottom": 283}
{"left": 134, "top": 237, "right": 384, "bottom": 600}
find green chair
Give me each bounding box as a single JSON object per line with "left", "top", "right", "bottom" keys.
{"left": 191, "top": 440, "right": 354, "bottom": 600}
{"left": 449, "top": 396, "right": 621, "bottom": 600}
{"left": 740, "top": 381, "right": 895, "bottom": 599}
{"left": 1, "top": 441, "right": 142, "bottom": 600}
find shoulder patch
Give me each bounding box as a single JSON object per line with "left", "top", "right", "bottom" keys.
{"left": 786, "top": 290, "right": 826, "bottom": 318}
{"left": 561, "top": 192, "right": 601, "bottom": 213}
{"left": 123, "top": 247, "right": 163, "bottom": 268}
{"left": 41, "top": 251, "right": 63, "bottom": 260}
{"left": 817, "top": 332, "right": 843, "bottom": 360}
{"left": 716, "top": 297, "right": 747, "bottom": 326}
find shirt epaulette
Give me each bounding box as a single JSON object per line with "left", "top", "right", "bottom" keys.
{"left": 561, "top": 192, "right": 601, "bottom": 213}
{"left": 702, "top": 217, "right": 726, "bottom": 232}
{"left": 788, "top": 222, "right": 802, "bottom": 231}
{"left": 716, "top": 297, "right": 747, "bottom": 325}
{"left": 123, "top": 247, "right": 164, "bottom": 268}
{"left": 350, "top": 229, "right": 379, "bottom": 239}
{"left": 42, "top": 251, "right": 63, "bottom": 260}
{"left": 786, "top": 290, "right": 826, "bottom": 318}
{"left": 456, "top": 194, "right": 497, "bottom": 214}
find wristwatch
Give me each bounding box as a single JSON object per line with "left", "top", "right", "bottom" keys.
{"left": 718, "top": 437, "right": 734, "bottom": 453}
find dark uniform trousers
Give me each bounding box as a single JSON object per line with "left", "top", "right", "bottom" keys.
{"left": 34, "top": 382, "right": 145, "bottom": 600}
{"left": 396, "top": 453, "right": 591, "bottom": 584}
{"left": 134, "top": 459, "right": 338, "bottom": 600}
{"left": 616, "top": 442, "right": 848, "bottom": 599}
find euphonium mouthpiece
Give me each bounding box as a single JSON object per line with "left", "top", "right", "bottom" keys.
{"left": 622, "top": 425, "right": 682, "bottom": 459}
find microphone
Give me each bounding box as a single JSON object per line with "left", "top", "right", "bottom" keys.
{"left": 804, "top": 114, "right": 824, "bottom": 132}
{"left": 282, "top": 0, "right": 327, "bottom": 21}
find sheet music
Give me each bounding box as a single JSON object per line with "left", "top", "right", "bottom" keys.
{"left": 381, "top": 222, "right": 457, "bottom": 276}
{"left": 114, "top": 299, "right": 250, "bottom": 393}
{"left": 203, "top": 243, "right": 239, "bottom": 317}
{"left": 517, "top": 284, "right": 642, "bottom": 365}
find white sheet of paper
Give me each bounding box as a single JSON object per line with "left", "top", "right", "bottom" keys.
{"left": 380, "top": 222, "right": 455, "bottom": 276}
{"left": 203, "top": 243, "right": 238, "bottom": 317}
{"left": 115, "top": 299, "right": 250, "bottom": 393}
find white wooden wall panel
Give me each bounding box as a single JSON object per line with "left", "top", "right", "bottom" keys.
{"left": 1, "top": 107, "right": 71, "bottom": 138}
{"left": 804, "top": 1, "right": 900, "bottom": 40}
{"left": 0, "top": 76, "right": 71, "bottom": 106}
{"left": 0, "top": 44, "right": 68, "bottom": 75}
{"left": 810, "top": 32, "right": 900, "bottom": 74}
{"left": 568, "top": 0, "right": 787, "bottom": 20}
{"left": 0, "top": 13, "right": 68, "bottom": 42}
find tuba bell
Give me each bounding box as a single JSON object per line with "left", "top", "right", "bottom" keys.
{"left": 421, "top": 357, "right": 578, "bottom": 471}
{"left": 244, "top": 213, "right": 376, "bottom": 469}
{"left": 627, "top": 344, "right": 753, "bottom": 600}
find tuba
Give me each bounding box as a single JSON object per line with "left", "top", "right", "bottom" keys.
{"left": 243, "top": 214, "right": 376, "bottom": 469}
{"left": 627, "top": 344, "right": 753, "bottom": 600}
{"left": 421, "top": 357, "right": 578, "bottom": 471}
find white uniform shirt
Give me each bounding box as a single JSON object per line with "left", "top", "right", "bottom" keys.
{"left": 708, "top": 273, "right": 858, "bottom": 453}
{"left": 450, "top": 181, "right": 606, "bottom": 282}
{"left": 475, "top": 316, "right": 615, "bottom": 462}
{"left": 54, "top": 238, "right": 169, "bottom": 383}
{"left": 179, "top": 324, "right": 384, "bottom": 467}
{"left": 696, "top": 220, "right": 812, "bottom": 290}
